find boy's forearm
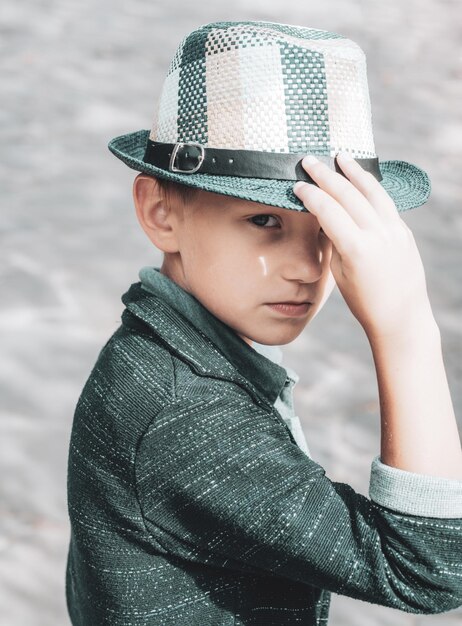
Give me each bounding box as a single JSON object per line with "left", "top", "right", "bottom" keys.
{"left": 368, "top": 315, "right": 462, "bottom": 480}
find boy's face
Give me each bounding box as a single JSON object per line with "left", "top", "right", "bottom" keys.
{"left": 158, "top": 186, "right": 335, "bottom": 347}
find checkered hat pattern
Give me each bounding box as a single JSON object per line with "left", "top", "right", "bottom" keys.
{"left": 108, "top": 20, "right": 431, "bottom": 212}
{"left": 150, "top": 22, "right": 376, "bottom": 160}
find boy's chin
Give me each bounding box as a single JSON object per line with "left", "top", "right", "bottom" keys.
{"left": 239, "top": 325, "right": 308, "bottom": 347}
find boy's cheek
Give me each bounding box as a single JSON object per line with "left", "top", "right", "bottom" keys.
{"left": 310, "top": 270, "right": 336, "bottom": 320}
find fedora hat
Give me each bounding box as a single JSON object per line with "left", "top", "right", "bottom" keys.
{"left": 109, "top": 20, "right": 430, "bottom": 212}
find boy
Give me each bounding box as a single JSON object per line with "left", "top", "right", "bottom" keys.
{"left": 66, "top": 21, "right": 462, "bottom": 625}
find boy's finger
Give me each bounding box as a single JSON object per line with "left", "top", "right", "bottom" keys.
{"left": 299, "top": 156, "right": 382, "bottom": 231}
{"left": 294, "top": 182, "right": 362, "bottom": 257}
{"left": 335, "top": 153, "right": 401, "bottom": 222}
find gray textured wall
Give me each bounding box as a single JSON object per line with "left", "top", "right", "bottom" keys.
{"left": 1, "top": 0, "right": 461, "bottom": 623}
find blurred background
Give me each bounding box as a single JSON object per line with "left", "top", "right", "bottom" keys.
{"left": 1, "top": 0, "right": 461, "bottom": 624}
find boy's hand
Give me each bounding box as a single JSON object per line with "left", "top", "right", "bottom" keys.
{"left": 293, "top": 154, "right": 435, "bottom": 343}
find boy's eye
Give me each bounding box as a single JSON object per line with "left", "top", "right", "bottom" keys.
{"left": 249, "top": 214, "right": 280, "bottom": 228}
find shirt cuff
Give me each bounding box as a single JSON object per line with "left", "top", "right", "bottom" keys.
{"left": 369, "top": 455, "right": 462, "bottom": 518}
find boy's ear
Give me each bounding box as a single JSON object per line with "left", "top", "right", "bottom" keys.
{"left": 132, "top": 174, "right": 180, "bottom": 253}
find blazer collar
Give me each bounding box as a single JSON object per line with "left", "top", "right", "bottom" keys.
{"left": 121, "top": 267, "right": 288, "bottom": 406}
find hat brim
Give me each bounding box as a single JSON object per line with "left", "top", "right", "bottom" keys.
{"left": 109, "top": 130, "right": 430, "bottom": 212}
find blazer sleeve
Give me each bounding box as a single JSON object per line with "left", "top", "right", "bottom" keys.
{"left": 135, "top": 392, "right": 462, "bottom": 615}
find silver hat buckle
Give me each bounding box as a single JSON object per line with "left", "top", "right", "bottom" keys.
{"left": 169, "top": 142, "right": 205, "bottom": 174}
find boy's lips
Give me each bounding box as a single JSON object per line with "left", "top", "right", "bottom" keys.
{"left": 266, "top": 301, "right": 312, "bottom": 317}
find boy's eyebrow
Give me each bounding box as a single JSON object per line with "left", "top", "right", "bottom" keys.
{"left": 230, "top": 203, "right": 289, "bottom": 214}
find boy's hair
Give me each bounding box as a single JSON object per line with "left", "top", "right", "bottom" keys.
{"left": 156, "top": 176, "right": 200, "bottom": 207}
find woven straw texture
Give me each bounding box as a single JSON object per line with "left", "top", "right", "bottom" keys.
{"left": 108, "top": 21, "right": 431, "bottom": 212}
{"left": 152, "top": 22, "right": 374, "bottom": 157}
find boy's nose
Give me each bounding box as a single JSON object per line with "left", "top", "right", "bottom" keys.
{"left": 280, "top": 238, "right": 327, "bottom": 284}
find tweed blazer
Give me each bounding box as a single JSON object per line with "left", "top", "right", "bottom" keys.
{"left": 66, "top": 269, "right": 462, "bottom": 625}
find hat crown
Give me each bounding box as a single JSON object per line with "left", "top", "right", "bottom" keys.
{"left": 149, "top": 21, "right": 376, "bottom": 159}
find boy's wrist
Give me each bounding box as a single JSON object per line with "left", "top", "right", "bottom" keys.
{"left": 365, "top": 308, "right": 440, "bottom": 353}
